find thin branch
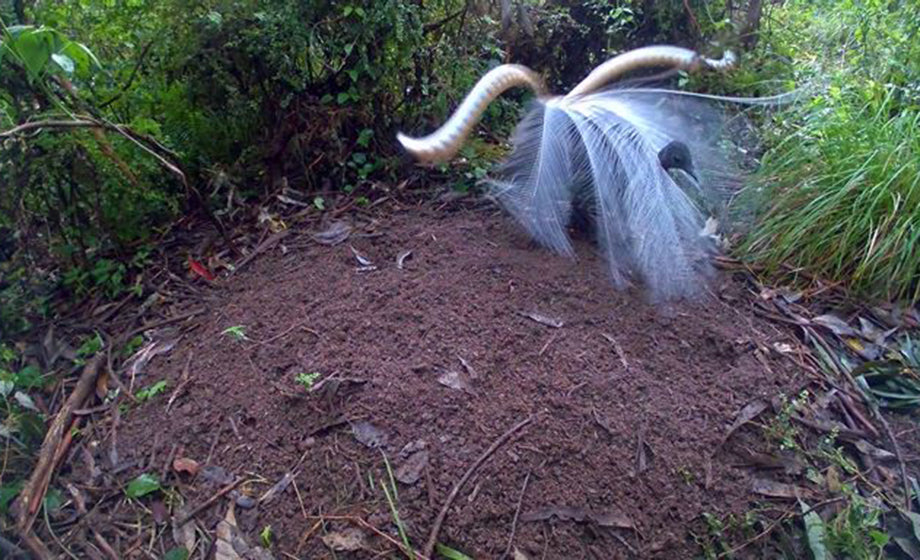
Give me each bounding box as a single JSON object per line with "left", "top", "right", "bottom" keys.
{"left": 424, "top": 415, "right": 534, "bottom": 558}
{"left": 99, "top": 40, "right": 155, "bottom": 109}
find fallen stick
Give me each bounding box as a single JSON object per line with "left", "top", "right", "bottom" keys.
{"left": 16, "top": 355, "right": 103, "bottom": 535}
{"left": 502, "top": 469, "right": 532, "bottom": 559}
{"left": 175, "top": 477, "right": 246, "bottom": 526}
{"left": 424, "top": 415, "right": 534, "bottom": 558}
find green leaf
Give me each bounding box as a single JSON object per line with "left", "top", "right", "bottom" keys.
{"left": 43, "top": 487, "right": 64, "bottom": 513}
{"left": 60, "top": 40, "right": 102, "bottom": 74}
{"left": 357, "top": 128, "right": 373, "bottom": 148}
{"left": 136, "top": 380, "right": 168, "bottom": 402}
{"left": 435, "top": 543, "right": 474, "bottom": 560}
{"left": 14, "top": 28, "right": 56, "bottom": 80}
{"left": 800, "top": 500, "right": 829, "bottom": 560}
{"left": 163, "top": 548, "right": 189, "bottom": 560}
{"left": 51, "top": 53, "right": 74, "bottom": 74}
{"left": 313, "top": 197, "right": 325, "bottom": 210}
{"left": 260, "top": 525, "right": 272, "bottom": 548}
{"left": 0, "top": 481, "right": 24, "bottom": 515}
{"left": 15, "top": 365, "right": 44, "bottom": 389}
{"left": 125, "top": 473, "right": 161, "bottom": 499}
{"left": 336, "top": 91, "right": 350, "bottom": 105}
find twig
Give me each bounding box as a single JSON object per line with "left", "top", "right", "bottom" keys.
{"left": 502, "top": 469, "right": 532, "bottom": 559}
{"left": 125, "top": 308, "right": 205, "bottom": 341}
{"left": 877, "top": 411, "right": 912, "bottom": 511}
{"left": 424, "top": 415, "right": 534, "bottom": 558}
{"left": 165, "top": 354, "right": 194, "bottom": 413}
{"left": 174, "top": 477, "right": 246, "bottom": 526}
{"left": 16, "top": 355, "right": 103, "bottom": 534}
{"left": 255, "top": 319, "right": 310, "bottom": 346}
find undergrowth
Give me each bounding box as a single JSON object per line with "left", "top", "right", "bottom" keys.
{"left": 738, "top": 0, "right": 920, "bottom": 303}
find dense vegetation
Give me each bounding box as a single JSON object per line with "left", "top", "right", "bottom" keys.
{"left": 742, "top": 0, "right": 920, "bottom": 303}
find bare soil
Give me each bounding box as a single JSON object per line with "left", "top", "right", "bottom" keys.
{"left": 114, "top": 202, "right": 801, "bottom": 559}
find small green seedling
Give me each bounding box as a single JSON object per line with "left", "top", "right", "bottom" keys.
{"left": 260, "top": 525, "right": 273, "bottom": 548}
{"left": 222, "top": 325, "right": 248, "bottom": 341}
{"left": 295, "top": 372, "right": 321, "bottom": 391}
{"left": 136, "top": 380, "right": 168, "bottom": 402}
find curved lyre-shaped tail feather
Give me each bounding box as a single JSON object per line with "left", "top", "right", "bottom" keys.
{"left": 566, "top": 46, "right": 735, "bottom": 98}
{"left": 397, "top": 45, "right": 735, "bottom": 163}
{"left": 396, "top": 64, "right": 546, "bottom": 163}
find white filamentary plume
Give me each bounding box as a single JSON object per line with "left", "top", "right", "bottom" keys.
{"left": 396, "top": 45, "right": 790, "bottom": 301}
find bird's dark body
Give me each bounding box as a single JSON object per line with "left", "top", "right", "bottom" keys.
{"left": 568, "top": 140, "right": 698, "bottom": 237}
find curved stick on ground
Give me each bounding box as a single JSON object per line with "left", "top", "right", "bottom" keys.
{"left": 396, "top": 64, "right": 546, "bottom": 163}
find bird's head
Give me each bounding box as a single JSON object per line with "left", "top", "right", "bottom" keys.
{"left": 658, "top": 140, "right": 698, "bottom": 183}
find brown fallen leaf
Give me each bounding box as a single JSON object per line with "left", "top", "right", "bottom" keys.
{"left": 215, "top": 504, "right": 276, "bottom": 560}
{"left": 520, "top": 505, "right": 634, "bottom": 530}
{"left": 395, "top": 450, "right": 430, "bottom": 485}
{"left": 352, "top": 421, "right": 388, "bottom": 449}
{"left": 719, "top": 400, "right": 769, "bottom": 447}
{"left": 752, "top": 477, "right": 811, "bottom": 499}
{"left": 172, "top": 505, "right": 197, "bottom": 554}
{"left": 173, "top": 457, "right": 200, "bottom": 476}
{"left": 311, "top": 221, "right": 352, "bottom": 245}
{"left": 513, "top": 548, "right": 532, "bottom": 560}
{"left": 437, "top": 370, "right": 473, "bottom": 392}
{"left": 321, "top": 528, "right": 368, "bottom": 552}
{"left": 520, "top": 311, "right": 564, "bottom": 329}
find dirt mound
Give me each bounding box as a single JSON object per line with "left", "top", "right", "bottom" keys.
{"left": 115, "top": 203, "right": 797, "bottom": 558}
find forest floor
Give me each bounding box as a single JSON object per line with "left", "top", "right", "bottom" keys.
{"left": 23, "top": 197, "right": 919, "bottom": 560}
{"left": 111, "top": 198, "right": 808, "bottom": 560}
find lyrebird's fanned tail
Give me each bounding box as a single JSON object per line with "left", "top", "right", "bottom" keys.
{"left": 397, "top": 45, "right": 736, "bottom": 163}
{"left": 396, "top": 65, "right": 546, "bottom": 163}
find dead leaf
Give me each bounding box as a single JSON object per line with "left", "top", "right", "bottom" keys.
{"left": 592, "top": 508, "right": 636, "bottom": 530}
{"left": 311, "top": 221, "right": 352, "bottom": 245}
{"left": 437, "top": 370, "right": 472, "bottom": 392}
{"left": 812, "top": 314, "right": 857, "bottom": 337}
{"left": 395, "top": 450, "right": 430, "bottom": 485}
{"left": 214, "top": 505, "right": 242, "bottom": 560}
{"left": 721, "top": 400, "right": 768, "bottom": 446}
{"left": 321, "top": 528, "right": 368, "bottom": 552}
{"left": 126, "top": 336, "right": 178, "bottom": 383}
{"left": 189, "top": 257, "right": 216, "bottom": 282}
{"left": 172, "top": 505, "right": 197, "bottom": 554}
{"left": 521, "top": 311, "right": 564, "bottom": 329}
{"left": 396, "top": 250, "right": 413, "bottom": 269}
{"left": 752, "top": 478, "right": 810, "bottom": 499}
{"left": 520, "top": 506, "right": 634, "bottom": 530}
{"left": 352, "top": 421, "right": 387, "bottom": 448}
{"left": 350, "top": 245, "right": 373, "bottom": 266}
{"left": 854, "top": 439, "right": 896, "bottom": 462}
{"left": 458, "top": 356, "right": 478, "bottom": 380}
{"left": 513, "top": 548, "right": 532, "bottom": 560}
{"left": 173, "top": 457, "right": 200, "bottom": 476}
{"left": 201, "top": 465, "right": 235, "bottom": 486}
{"left": 215, "top": 504, "right": 276, "bottom": 560}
